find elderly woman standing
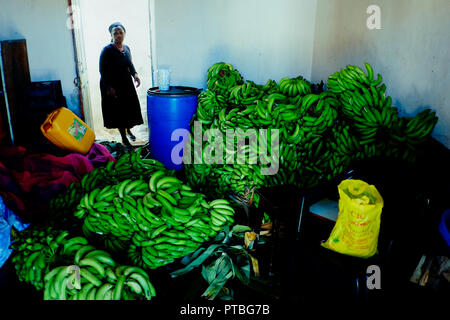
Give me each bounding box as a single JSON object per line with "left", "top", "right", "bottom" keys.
{"left": 99, "top": 22, "right": 143, "bottom": 146}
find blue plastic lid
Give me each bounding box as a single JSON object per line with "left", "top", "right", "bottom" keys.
{"left": 147, "top": 86, "right": 201, "bottom": 97}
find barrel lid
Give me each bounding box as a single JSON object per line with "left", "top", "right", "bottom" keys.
{"left": 147, "top": 86, "right": 201, "bottom": 97}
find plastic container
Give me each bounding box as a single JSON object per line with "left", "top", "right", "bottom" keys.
{"left": 40, "top": 107, "right": 95, "bottom": 154}
{"left": 439, "top": 209, "right": 450, "bottom": 247}
{"left": 0, "top": 196, "right": 29, "bottom": 268}
{"left": 155, "top": 67, "right": 170, "bottom": 91}
{"left": 147, "top": 86, "right": 201, "bottom": 170}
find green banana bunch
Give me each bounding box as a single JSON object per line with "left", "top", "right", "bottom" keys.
{"left": 299, "top": 92, "right": 339, "bottom": 134}
{"left": 186, "top": 61, "right": 439, "bottom": 205}
{"left": 49, "top": 148, "right": 168, "bottom": 229}
{"left": 188, "top": 64, "right": 332, "bottom": 199}
{"left": 73, "top": 168, "right": 236, "bottom": 270}
{"left": 196, "top": 90, "right": 219, "bottom": 124}
{"left": 76, "top": 177, "right": 152, "bottom": 240}
{"left": 385, "top": 109, "right": 438, "bottom": 161}
{"left": 44, "top": 237, "right": 155, "bottom": 300}
{"left": 279, "top": 76, "right": 312, "bottom": 97}
{"left": 207, "top": 62, "right": 244, "bottom": 97}
{"left": 228, "top": 82, "right": 264, "bottom": 106}
{"left": 11, "top": 227, "right": 155, "bottom": 300}
{"left": 403, "top": 109, "right": 438, "bottom": 144}
{"left": 10, "top": 227, "right": 70, "bottom": 291}
{"left": 327, "top": 63, "right": 375, "bottom": 94}
{"left": 331, "top": 124, "right": 360, "bottom": 156}
{"left": 261, "top": 79, "right": 280, "bottom": 95}
{"left": 133, "top": 173, "right": 235, "bottom": 269}
{"left": 128, "top": 197, "right": 236, "bottom": 270}
{"left": 327, "top": 62, "right": 438, "bottom": 162}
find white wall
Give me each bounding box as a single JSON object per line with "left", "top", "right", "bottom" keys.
{"left": 1, "top": 0, "right": 449, "bottom": 148}
{"left": 311, "top": 0, "right": 450, "bottom": 148}
{"left": 152, "top": 0, "right": 318, "bottom": 88}
{"left": 0, "top": 0, "right": 81, "bottom": 117}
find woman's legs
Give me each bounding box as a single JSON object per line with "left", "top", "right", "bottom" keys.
{"left": 119, "top": 128, "right": 132, "bottom": 146}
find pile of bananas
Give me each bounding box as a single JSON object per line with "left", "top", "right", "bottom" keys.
{"left": 10, "top": 228, "right": 155, "bottom": 300}
{"left": 44, "top": 236, "right": 155, "bottom": 300}
{"left": 10, "top": 227, "right": 70, "bottom": 291}
{"left": 327, "top": 63, "right": 438, "bottom": 160}
{"left": 184, "top": 62, "right": 438, "bottom": 200}
{"left": 186, "top": 63, "right": 341, "bottom": 198}
{"left": 74, "top": 170, "right": 236, "bottom": 269}
{"left": 48, "top": 149, "right": 169, "bottom": 227}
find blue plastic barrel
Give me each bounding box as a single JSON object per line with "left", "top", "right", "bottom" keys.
{"left": 147, "top": 86, "right": 201, "bottom": 170}
{"left": 439, "top": 209, "right": 450, "bottom": 248}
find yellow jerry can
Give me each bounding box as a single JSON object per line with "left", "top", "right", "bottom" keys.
{"left": 40, "top": 107, "right": 95, "bottom": 154}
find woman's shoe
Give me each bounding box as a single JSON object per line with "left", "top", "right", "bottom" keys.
{"left": 127, "top": 129, "right": 136, "bottom": 142}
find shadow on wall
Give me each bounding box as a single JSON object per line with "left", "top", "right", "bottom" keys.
{"left": 313, "top": 0, "right": 373, "bottom": 78}
{"left": 0, "top": 12, "right": 23, "bottom": 40}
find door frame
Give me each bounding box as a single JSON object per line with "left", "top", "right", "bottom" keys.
{"left": 69, "top": 0, "right": 156, "bottom": 133}
{"left": 149, "top": 0, "right": 157, "bottom": 87}
{"left": 68, "top": 0, "right": 94, "bottom": 128}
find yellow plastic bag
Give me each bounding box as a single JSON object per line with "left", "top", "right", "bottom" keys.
{"left": 321, "top": 179, "right": 384, "bottom": 258}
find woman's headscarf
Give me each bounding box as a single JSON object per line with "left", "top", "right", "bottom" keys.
{"left": 109, "top": 22, "right": 126, "bottom": 34}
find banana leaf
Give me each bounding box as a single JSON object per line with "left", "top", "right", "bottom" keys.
{"left": 230, "top": 257, "right": 251, "bottom": 285}
{"left": 202, "top": 269, "right": 233, "bottom": 300}
{"left": 169, "top": 224, "right": 261, "bottom": 299}
{"left": 231, "top": 225, "right": 252, "bottom": 234}
{"left": 201, "top": 255, "right": 234, "bottom": 300}
{"left": 201, "top": 256, "right": 225, "bottom": 287}
{"left": 226, "top": 246, "right": 251, "bottom": 285}
{"left": 170, "top": 243, "right": 223, "bottom": 277}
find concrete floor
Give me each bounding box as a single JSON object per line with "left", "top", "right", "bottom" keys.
{"left": 95, "top": 124, "right": 149, "bottom": 147}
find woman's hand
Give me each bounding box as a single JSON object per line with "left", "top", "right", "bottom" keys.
{"left": 107, "top": 87, "right": 117, "bottom": 98}
{"left": 133, "top": 74, "right": 141, "bottom": 88}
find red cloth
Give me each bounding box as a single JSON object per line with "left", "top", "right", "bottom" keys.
{"left": 0, "top": 143, "right": 115, "bottom": 221}
{"left": 85, "top": 142, "right": 115, "bottom": 166}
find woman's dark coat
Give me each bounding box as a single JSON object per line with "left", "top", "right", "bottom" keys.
{"left": 99, "top": 43, "right": 143, "bottom": 129}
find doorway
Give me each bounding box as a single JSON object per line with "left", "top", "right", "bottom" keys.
{"left": 70, "top": 0, "right": 153, "bottom": 145}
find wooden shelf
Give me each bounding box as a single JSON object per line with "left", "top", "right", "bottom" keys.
{"left": 0, "top": 39, "right": 31, "bottom": 145}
